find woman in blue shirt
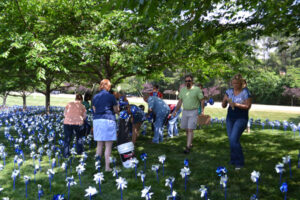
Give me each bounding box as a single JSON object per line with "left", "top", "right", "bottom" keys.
{"left": 222, "top": 74, "right": 252, "bottom": 170}
{"left": 93, "top": 79, "right": 119, "bottom": 171}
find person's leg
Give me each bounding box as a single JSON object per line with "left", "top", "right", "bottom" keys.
{"left": 229, "top": 118, "right": 247, "bottom": 167}
{"left": 226, "top": 117, "right": 234, "bottom": 164}
{"left": 104, "top": 141, "right": 113, "bottom": 171}
{"left": 185, "top": 110, "right": 198, "bottom": 150}
{"left": 167, "top": 118, "right": 175, "bottom": 138}
{"left": 186, "top": 129, "right": 194, "bottom": 148}
{"left": 96, "top": 141, "right": 104, "bottom": 158}
{"left": 75, "top": 125, "right": 84, "bottom": 155}
{"left": 153, "top": 113, "right": 165, "bottom": 143}
{"left": 63, "top": 124, "right": 73, "bottom": 158}
{"left": 132, "top": 122, "right": 142, "bottom": 144}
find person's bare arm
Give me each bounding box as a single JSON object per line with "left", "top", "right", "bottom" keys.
{"left": 222, "top": 94, "right": 228, "bottom": 108}
{"left": 113, "top": 105, "right": 119, "bottom": 114}
{"left": 232, "top": 98, "right": 252, "bottom": 110}
{"left": 172, "top": 99, "right": 182, "bottom": 117}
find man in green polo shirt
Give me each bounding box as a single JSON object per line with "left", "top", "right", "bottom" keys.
{"left": 173, "top": 74, "right": 203, "bottom": 154}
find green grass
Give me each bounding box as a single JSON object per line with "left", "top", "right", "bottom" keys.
{"left": 0, "top": 121, "right": 300, "bottom": 199}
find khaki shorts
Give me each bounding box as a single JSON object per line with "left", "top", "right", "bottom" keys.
{"left": 180, "top": 109, "right": 198, "bottom": 130}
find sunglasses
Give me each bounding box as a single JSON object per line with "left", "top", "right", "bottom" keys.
{"left": 185, "top": 80, "right": 192, "bottom": 82}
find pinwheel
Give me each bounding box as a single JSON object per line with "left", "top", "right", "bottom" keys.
{"left": 76, "top": 163, "right": 86, "bottom": 186}
{"left": 116, "top": 177, "right": 127, "bottom": 200}
{"left": 113, "top": 167, "right": 121, "bottom": 178}
{"left": 250, "top": 194, "right": 258, "bottom": 200}
{"left": 137, "top": 171, "right": 146, "bottom": 188}
{"left": 151, "top": 165, "right": 160, "bottom": 182}
{"left": 141, "top": 153, "right": 147, "bottom": 171}
{"left": 52, "top": 158, "right": 56, "bottom": 170}
{"left": 158, "top": 155, "right": 166, "bottom": 176}
{"left": 199, "top": 185, "right": 208, "bottom": 200}
{"left": 11, "top": 169, "right": 19, "bottom": 190}
{"left": 280, "top": 182, "right": 288, "bottom": 200}
{"left": 95, "top": 161, "right": 101, "bottom": 172}
{"left": 94, "top": 172, "right": 104, "bottom": 194}
{"left": 13, "top": 155, "right": 18, "bottom": 170}
{"left": 251, "top": 171, "right": 260, "bottom": 197}
{"left": 85, "top": 186, "right": 98, "bottom": 200}
{"left": 282, "top": 155, "right": 292, "bottom": 178}
{"left": 47, "top": 149, "right": 52, "bottom": 167}
{"left": 24, "top": 176, "right": 30, "bottom": 198}
{"left": 216, "top": 166, "right": 227, "bottom": 177}
{"left": 52, "top": 194, "right": 65, "bottom": 200}
{"left": 180, "top": 167, "right": 191, "bottom": 191}
{"left": 38, "top": 154, "right": 42, "bottom": 171}
{"left": 220, "top": 175, "right": 228, "bottom": 200}
{"left": 165, "top": 177, "right": 175, "bottom": 195}
{"left": 61, "top": 162, "right": 68, "bottom": 178}
{"left": 110, "top": 156, "right": 117, "bottom": 168}
{"left": 66, "top": 176, "right": 77, "bottom": 200}
{"left": 1, "top": 151, "right": 6, "bottom": 166}
{"left": 166, "top": 190, "right": 177, "bottom": 200}
{"left": 30, "top": 151, "right": 36, "bottom": 166}
{"left": 275, "top": 163, "right": 285, "bottom": 185}
{"left": 55, "top": 152, "right": 61, "bottom": 167}
{"left": 130, "top": 158, "right": 139, "bottom": 179}
{"left": 38, "top": 184, "right": 44, "bottom": 200}
{"left": 141, "top": 186, "right": 153, "bottom": 200}
{"left": 34, "top": 164, "right": 39, "bottom": 183}
{"left": 17, "top": 158, "right": 23, "bottom": 176}
{"left": 47, "top": 169, "right": 55, "bottom": 192}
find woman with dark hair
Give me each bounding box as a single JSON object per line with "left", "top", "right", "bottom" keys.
{"left": 63, "top": 94, "right": 86, "bottom": 158}
{"left": 82, "top": 92, "right": 92, "bottom": 135}
{"left": 92, "top": 79, "right": 119, "bottom": 171}
{"left": 222, "top": 74, "right": 252, "bottom": 170}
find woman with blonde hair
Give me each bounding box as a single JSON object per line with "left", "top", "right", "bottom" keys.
{"left": 92, "top": 79, "right": 119, "bottom": 171}
{"left": 222, "top": 74, "right": 252, "bottom": 170}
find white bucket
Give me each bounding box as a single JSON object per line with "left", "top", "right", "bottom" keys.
{"left": 117, "top": 142, "right": 135, "bottom": 168}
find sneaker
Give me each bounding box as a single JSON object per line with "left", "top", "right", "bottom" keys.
{"left": 183, "top": 147, "right": 191, "bottom": 154}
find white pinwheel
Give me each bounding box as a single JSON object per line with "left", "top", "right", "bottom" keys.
{"left": 130, "top": 158, "right": 139, "bottom": 168}
{"left": 141, "top": 186, "right": 153, "bottom": 200}
{"left": 84, "top": 186, "right": 98, "bottom": 197}
{"left": 24, "top": 176, "right": 30, "bottom": 182}
{"left": 76, "top": 164, "right": 86, "bottom": 175}
{"left": 47, "top": 169, "right": 55, "bottom": 178}
{"left": 137, "top": 171, "right": 146, "bottom": 182}
{"left": 165, "top": 177, "right": 175, "bottom": 188}
{"left": 66, "top": 176, "right": 77, "bottom": 186}
{"left": 61, "top": 162, "right": 67, "bottom": 170}
{"left": 199, "top": 185, "right": 207, "bottom": 198}
{"left": 11, "top": 170, "right": 20, "bottom": 178}
{"left": 94, "top": 172, "right": 105, "bottom": 184}
{"left": 275, "top": 163, "right": 285, "bottom": 173}
{"left": 151, "top": 165, "right": 160, "bottom": 171}
{"left": 250, "top": 171, "right": 260, "bottom": 183}
{"left": 180, "top": 167, "right": 191, "bottom": 178}
{"left": 282, "top": 156, "right": 290, "bottom": 164}
{"left": 166, "top": 190, "right": 177, "bottom": 199}
{"left": 220, "top": 175, "right": 228, "bottom": 188}
{"left": 95, "top": 161, "right": 101, "bottom": 170}
{"left": 158, "top": 155, "right": 166, "bottom": 164}
{"left": 116, "top": 177, "right": 127, "bottom": 190}
{"left": 112, "top": 167, "right": 121, "bottom": 177}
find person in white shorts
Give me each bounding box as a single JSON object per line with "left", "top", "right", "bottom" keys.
{"left": 172, "top": 75, "right": 204, "bottom": 154}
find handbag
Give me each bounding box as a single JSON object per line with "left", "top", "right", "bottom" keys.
{"left": 198, "top": 115, "right": 211, "bottom": 125}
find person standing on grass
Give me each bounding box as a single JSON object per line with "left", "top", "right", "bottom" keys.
{"left": 222, "top": 74, "right": 252, "bottom": 170}
{"left": 92, "top": 79, "right": 119, "bottom": 171}
{"left": 63, "top": 94, "right": 86, "bottom": 158}
{"left": 82, "top": 92, "right": 92, "bottom": 136}
{"left": 173, "top": 74, "right": 204, "bottom": 154}
{"left": 143, "top": 93, "right": 170, "bottom": 144}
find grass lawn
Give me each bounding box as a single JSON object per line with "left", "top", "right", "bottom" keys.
{"left": 0, "top": 119, "right": 300, "bottom": 199}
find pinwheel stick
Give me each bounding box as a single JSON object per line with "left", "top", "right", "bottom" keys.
{"left": 13, "top": 177, "right": 16, "bottom": 190}
{"left": 68, "top": 183, "right": 71, "bottom": 200}
{"left": 279, "top": 172, "right": 282, "bottom": 185}
{"left": 162, "top": 163, "right": 164, "bottom": 176}
{"left": 79, "top": 174, "right": 82, "bottom": 185}
{"left": 184, "top": 175, "right": 187, "bottom": 191}
{"left": 256, "top": 179, "right": 259, "bottom": 197}
{"left": 25, "top": 182, "right": 28, "bottom": 198}
{"left": 289, "top": 161, "right": 292, "bottom": 178}
{"left": 121, "top": 187, "right": 123, "bottom": 200}
{"left": 98, "top": 182, "right": 101, "bottom": 194}
{"left": 156, "top": 170, "right": 159, "bottom": 182}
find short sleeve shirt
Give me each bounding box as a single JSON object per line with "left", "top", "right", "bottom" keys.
{"left": 92, "top": 90, "right": 118, "bottom": 120}
{"left": 179, "top": 85, "right": 204, "bottom": 110}
{"left": 226, "top": 88, "right": 251, "bottom": 119}
{"left": 148, "top": 96, "right": 170, "bottom": 116}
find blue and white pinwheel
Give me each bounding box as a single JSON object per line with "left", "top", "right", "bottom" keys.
{"left": 180, "top": 167, "right": 191, "bottom": 191}
{"left": 250, "top": 171, "right": 260, "bottom": 183}
{"left": 199, "top": 185, "right": 208, "bottom": 199}
{"left": 116, "top": 177, "right": 127, "bottom": 200}
{"left": 94, "top": 172, "right": 104, "bottom": 194}
{"left": 11, "top": 169, "right": 20, "bottom": 190}
{"left": 85, "top": 186, "right": 98, "bottom": 200}
{"left": 216, "top": 166, "right": 227, "bottom": 177}
{"left": 130, "top": 158, "right": 139, "bottom": 179}
{"left": 166, "top": 190, "right": 177, "bottom": 200}
{"left": 151, "top": 165, "right": 160, "bottom": 182}
{"left": 220, "top": 175, "right": 228, "bottom": 188}
{"left": 38, "top": 184, "right": 44, "bottom": 200}
{"left": 280, "top": 182, "right": 288, "bottom": 200}
{"left": 66, "top": 176, "right": 77, "bottom": 200}
{"left": 138, "top": 171, "right": 146, "bottom": 187}
{"left": 113, "top": 167, "right": 121, "bottom": 178}
{"left": 141, "top": 186, "right": 153, "bottom": 200}
{"left": 47, "top": 169, "right": 55, "bottom": 192}
{"left": 158, "top": 155, "right": 166, "bottom": 175}
{"left": 165, "top": 176, "right": 175, "bottom": 194}
{"left": 275, "top": 162, "right": 285, "bottom": 185}
{"left": 76, "top": 163, "right": 86, "bottom": 185}
{"left": 282, "top": 155, "right": 292, "bottom": 178}
{"left": 24, "top": 175, "right": 30, "bottom": 198}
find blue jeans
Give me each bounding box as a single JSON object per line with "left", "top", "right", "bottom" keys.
{"left": 167, "top": 108, "right": 181, "bottom": 137}
{"left": 63, "top": 124, "right": 84, "bottom": 158}
{"left": 153, "top": 112, "right": 169, "bottom": 143}
{"left": 226, "top": 117, "right": 247, "bottom": 167}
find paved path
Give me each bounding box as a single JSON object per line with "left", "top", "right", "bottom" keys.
{"left": 127, "top": 97, "right": 300, "bottom": 114}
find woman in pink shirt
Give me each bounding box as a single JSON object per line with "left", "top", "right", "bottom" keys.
{"left": 63, "top": 94, "right": 86, "bottom": 158}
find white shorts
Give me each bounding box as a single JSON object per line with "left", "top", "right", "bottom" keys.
{"left": 180, "top": 109, "right": 198, "bottom": 130}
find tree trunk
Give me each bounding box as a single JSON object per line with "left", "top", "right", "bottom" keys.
{"left": 22, "top": 93, "right": 27, "bottom": 111}
{"left": 2, "top": 92, "right": 9, "bottom": 106}
{"left": 45, "top": 83, "right": 51, "bottom": 114}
